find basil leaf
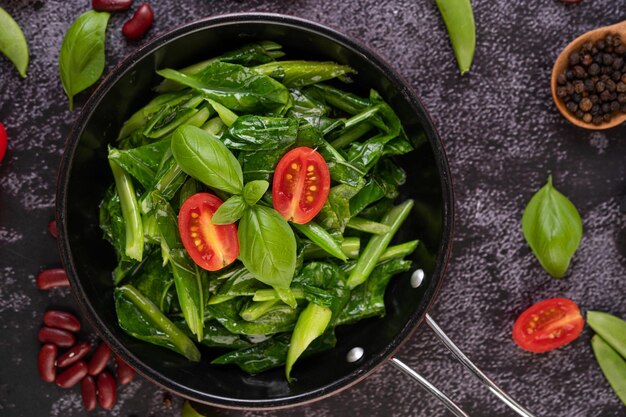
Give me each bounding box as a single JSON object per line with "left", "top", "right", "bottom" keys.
{"left": 239, "top": 205, "right": 296, "bottom": 289}
{"left": 522, "top": 176, "right": 582, "bottom": 278}
{"left": 242, "top": 180, "right": 269, "bottom": 206}
{"left": 171, "top": 125, "right": 243, "bottom": 195}
{"left": 0, "top": 7, "right": 29, "bottom": 78}
{"left": 59, "top": 10, "right": 110, "bottom": 110}
{"left": 212, "top": 195, "right": 247, "bottom": 225}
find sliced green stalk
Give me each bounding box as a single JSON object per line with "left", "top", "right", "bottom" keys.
{"left": 303, "top": 237, "right": 360, "bottom": 260}
{"left": 588, "top": 311, "right": 626, "bottom": 359}
{"left": 253, "top": 288, "right": 305, "bottom": 302}
{"left": 115, "top": 285, "right": 200, "bottom": 362}
{"left": 591, "top": 335, "right": 626, "bottom": 406}
{"left": 207, "top": 294, "right": 237, "bottom": 305}
{"left": 240, "top": 300, "right": 280, "bottom": 322}
{"left": 292, "top": 222, "right": 347, "bottom": 261}
{"left": 344, "top": 106, "right": 380, "bottom": 129}
{"left": 286, "top": 303, "right": 332, "bottom": 381}
{"left": 330, "top": 122, "right": 373, "bottom": 149}
{"left": 207, "top": 98, "right": 238, "bottom": 127}
{"left": 347, "top": 200, "right": 414, "bottom": 289}
{"left": 108, "top": 160, "right": 143, "bottom": 261}
{"left": 346, "top": 217, "right": 390, "bottom": 234}
{"left": 201, "top": 116, "right": 226, "bottom": 136}
{"left": 378, "top": 240, "right": 419, "bottom": 262}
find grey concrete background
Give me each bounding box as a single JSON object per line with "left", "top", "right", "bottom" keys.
{"left": 1, "top": 0, "right": 625, "bottom": 416}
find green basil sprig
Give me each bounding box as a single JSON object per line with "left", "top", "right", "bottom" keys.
{"left": 0, "top": 6, "right": 29, "bottom": 78}
{"left": 171, "top": 125, "right": 296, "bottom": 291}
{"left": 172, "top": 125, "right": 243, "bottom": 194}
{"left": 522, "top": 176, "right": 582, "bottom": 278}
{"left": 59, "top": 10, "right": 110, "bottom": 110}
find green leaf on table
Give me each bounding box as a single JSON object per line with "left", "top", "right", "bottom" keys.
{"left": 0, "top": 6, "right": 29, "bottom": 78}
{"left": 171, "top": 125, "right": 243, "bottom": 195}
{"left": 59, "top": 10, "right": 110, "bottom": 110}
{"left": 522, "top": 176, "right": 582, "bottom": 278}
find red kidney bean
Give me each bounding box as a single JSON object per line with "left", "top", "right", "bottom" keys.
{"left": 47, "top": 220, "right": 58, "bottom": 238}
{"left": 38, "top": 327, "right": 76, "bottom": 347}
{"left": 81, "top": 375, "right": 97, "bottom": 411}
{"left": 122, "top": 3, "right": 154, "bottom": 40}
{"left": 88, "top": 342, "right": 111, "bottom": 376}
{"left": 0, "top": 122, "right": 7, "bottom": 163}
{"left": 56, "top": 342, "right": 91, "bottom": 368}
{"left": 92, "top": 0, "right": 133, "bottom": 12}
{"left": 38, "top": 344, "right": 58, "bottom": 383}
{"left": 43, "top": 310, "right": 81, "bottom": 333}
{"left": 115, "top": 355, "right": 135, "bottom": 384}
{"left": 36, "top": 268, "right": 69, "bottom": 290}
{"left": 55, "top": 361, "right": 88, "bottom": 388}
{"left": 96, "top": 371, "right": 117, "bottom": 410}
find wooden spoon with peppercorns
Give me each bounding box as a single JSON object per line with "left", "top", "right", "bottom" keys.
{"left": 551, "top": 20, "right": 626, "bottom": 130}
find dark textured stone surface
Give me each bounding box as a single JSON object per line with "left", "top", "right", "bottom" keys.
{"left": 1, "top": 1, "right": 625, "bottom": 416}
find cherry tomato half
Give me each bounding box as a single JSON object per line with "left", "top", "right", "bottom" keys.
{"left": 178, "top": 193, "right": 239, "bottom": 271}
{"left": 512, "top": 298, "right": 584, "bottom": 353}
{"left": 272, "top": 147, "right": 330, "bottom": 224}
{"left": 0, "top": 122, "right": 7, "bottom": 163}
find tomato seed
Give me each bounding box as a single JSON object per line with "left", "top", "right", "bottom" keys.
{"left": 38, "top": 344, "right": 57, "bottom": 383}
{"left": 38, "top": 327, "right": 76, "bottom": 347}
{"left": 115, "top": 355, "right": 135, "bottom": 384}
{"left": 80, "top": 375, "right": 97, "bottom": 411}
{"left": 88, "top": 342, "right": 112, "bottom": 376}
{"left": 92, "top": 0, "right": 133, "bottom": 12}
{"left": 36, "top": 268, "right": 69, "bottom": 290}
{"left": 43, "top": 310, "right": 81, "bottom": 333}
{"left": 96, "top": 371, "right": 117, "bottom": 410}
{"left": 47, "top": 220, "right": 58, "bottom": 239}
{"left": 122, "top": 3, "right": 154, "bottom": 40}
{"left": 56, "top": 342, "right": 91, "bottom": 368}
{"left": 55, "top": 361, "right": 88, "bottom": 388}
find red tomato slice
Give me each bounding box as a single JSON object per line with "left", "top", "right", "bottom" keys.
{"left": 178, "top": 193, "right": 239, "bottom": 271}
{"left": 0, "top": 123, "right": 7, "bottom": 163}
{"left": 272, "top": 147, "right": 330, "bottom": 224}
{"left": 512, "top": 298, "right": 584, "bottom": 353}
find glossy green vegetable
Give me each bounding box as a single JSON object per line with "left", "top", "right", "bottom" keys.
{"left": 292, "top": 222, "right": 347, "bottom": 261}
{"left": 347, "top": 200, "right": 414, "bottom": 288}
{"left": 100, "top": 43, "right": 425, "bottom": 381}
{"left": 591, "top": 335, "right": 626, "bottom": 406}
{"left": 435, "top": 0, "right": 476, "bottom": 75}
{"left": 0, "top": 6, "right": 28, "bottom": 78}
{"left": 171, "top": 125, "right": 243, "bottom": 194}
{"left": 108, "top": 160, "right": 143, "bottom": 261}
{"left": 59, "top": 10, "right": 110, "bottom": 110}
{"left": 588, "top": 311, "right": 626, "bottom": 360}
{"left": 522, "top": 176, "right": 582, "bottom": 278}
{"left": 115, "top": 285, "right": 200, "bottom": 361}
{"left": 286, "top": 303, "right": 332, "bottom": 380}
{"left": 181, "top": 401, "right": 205, "bottom": 417}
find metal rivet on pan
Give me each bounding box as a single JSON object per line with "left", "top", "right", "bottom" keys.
{"left": 410, "top": 269, "right": 425, "bottom": 288}
{"left": 346, "top": 347, "right": 364, "bottom": 363}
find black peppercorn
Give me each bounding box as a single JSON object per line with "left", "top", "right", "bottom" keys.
{"left": 591, "top": 104, "right": 600, "bottom": 115}
{"left": 618, "top": 93, "right": 626, "bottom": 103}
{"left": 573, "top": 80, "right": 585, "bottom": 94}
{"left": 603, "top": 113, "right": 612, "bottom": 122}
{"left": 606, "top": 79, "right": 617, "bottom": 92}
{"left": 612, "top": 71, "right": 622, "bottom": 81}
{"left": 579, "top": 97, "right": 592, "bottom": 111}
{"left": 583, "top": 113, "right": 592, "bottom": 123}
{"left": 603, "top": 53, "right": 614, "bottom": 66}
{"left": 566, "top": 101, "right": 578, "bottom": 113}
{"left": 572, "top": 93, "right": 582, "bottom": 103}
{"left": 616, "top": 44, "right": 626, "bottom": 55}
{"left": 573, "top": 65, "right": 586, "bottom": 78}
{"left": 575, "top": 109, "right": 584, "bottom": 119}
{"left": 591, "top": 95, "right": 599, "bottom": 104}
{"left": 588, "top": 63, "right": 600, "bottom": 75}
{"left": 566, "top": 70, "right": 574, "bottom": 80}
{"left": 612, "top": 57, "right": 623, "bottom": 70}
{"left": 582, "top": 54, "right": 593, "bottom": 66}
{"left": 592, "top": 115, "right": 603, "bottom": 125}
{"left": 584, "top": 79, "right": 596, "bottom": 92}
{"left": 617, "top": 82, "right": 626, "bottom": 93}
{"left": 582, "top": 41, "right": 593, "bottom": 52}
{"left": 557, "top": 73, "right": 567, "bottom": 85}
{"left": 610, "top": 101, "right": 620, "bottom": 112}
{"left": 602, "top": 102, "right": 611, "bottom": 113}
{"left": 597, "top": 39, "right": 606, "bottom": 50}
{"left": 569, "top": 52, "right": 580, "bottom": 66}
{"left": 596, "top": 81, "right": 606, "bottom": 92}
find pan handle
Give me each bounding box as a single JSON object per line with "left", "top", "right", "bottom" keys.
{"left": 390, "top": 314, "right": 536, "bottom": 417}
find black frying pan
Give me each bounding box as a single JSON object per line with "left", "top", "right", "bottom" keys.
{"left": 56, "top": 13, "right": 532, "bottom": 416}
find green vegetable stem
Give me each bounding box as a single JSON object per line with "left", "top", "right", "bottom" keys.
{"left": 286, "top": 303, "right": 332, "bottom": 381}
{"left": 347, "top": 200, "right": 414, "bottom": 289}
{"left": 0, "top": 6, "right": 29, "bottom": 78}
{"left": 108, "top": 159, "right": 143, "bottom": 261}
{"left": 59, "top": 10, "right": 110, "bottom": 110}
{"left": 435, "top": 0, "right": 476, "bottom": 75}
{"left": 522, "top": 176, "right": 582, "bottom": 278}
{"left": 293, "top": 222, "right": 347, "bottom": 261}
